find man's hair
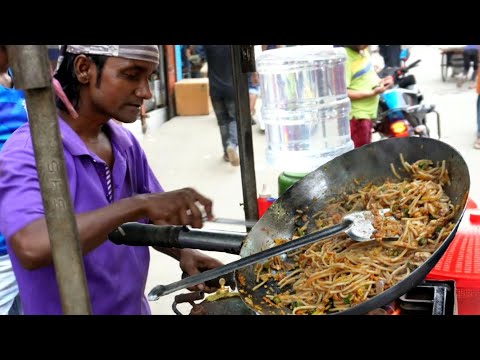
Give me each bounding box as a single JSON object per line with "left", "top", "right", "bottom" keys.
{"left": 53, "top": 47, "right": 107, "bottom": 112}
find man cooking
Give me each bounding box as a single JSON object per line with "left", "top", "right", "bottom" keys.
{"left": 0, "top": 45, "right": 224, "bottom": 314}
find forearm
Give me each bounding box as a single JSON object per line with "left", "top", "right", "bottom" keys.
{"left": 347, "top": 89, "right": 376, "bottom": 100}
{"left": 11, "top": 196, "right": 147, "bottom": 269}
{"left": 78, "top": 197, "right": 146, "bottom": 253}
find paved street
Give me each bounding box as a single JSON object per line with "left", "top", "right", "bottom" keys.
{"left": 412, "top": 46, "right": 479, "bottom": 197}
{"left": 124, "top": 45, "right": 480, "bottom": 315}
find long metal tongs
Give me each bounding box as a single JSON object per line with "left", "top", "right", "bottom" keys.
{"left": 148, "top": 209, "right": 396, "bottom": 300}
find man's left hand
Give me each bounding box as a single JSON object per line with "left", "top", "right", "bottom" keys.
{"left": 179, "top": 249, "right": 226, "bottom": 293}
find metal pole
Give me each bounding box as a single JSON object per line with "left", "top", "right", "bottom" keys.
{"left": 165, "top": 45, "right": 177, "bottom": 119}
{"left": 7, "top": 45, "right": 92, "bottom": 315}
{"left": 230, "top": 45, "right": 259, "bottom": 223}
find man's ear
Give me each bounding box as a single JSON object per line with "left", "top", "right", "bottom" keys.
{"left": 73, "top": 54, "right": 92, "bottom": 84}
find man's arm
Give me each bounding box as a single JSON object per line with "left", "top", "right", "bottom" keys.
{"left": 347, "top": 88, "right": 377, "bottom": 100}
{"left": 347, "top": 79, "right": 391, "bottom": 100}
{"left": 10, "top": 188, "right": 213, "bottom": 270}
{"left": 10, "top": 196, "right": 145, "bottom": 270}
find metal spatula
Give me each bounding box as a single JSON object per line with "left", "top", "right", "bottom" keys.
{"left": 148, "top": 208, "right": 397, "bottom": 300}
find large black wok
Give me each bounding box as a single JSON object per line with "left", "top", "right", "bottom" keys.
{"left": 110, "top": 137, "right": 470, "bottom": 315}
{"left": 235, "top": 136, "right": 470, "bottom": 315}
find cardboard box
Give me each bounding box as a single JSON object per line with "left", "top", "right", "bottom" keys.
{"left": 175, "top": 78, "right": 211, "bottom": 116}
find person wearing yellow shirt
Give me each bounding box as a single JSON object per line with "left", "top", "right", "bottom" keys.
{"left": 345, "top": 45, "right": 393, "bottom": 147}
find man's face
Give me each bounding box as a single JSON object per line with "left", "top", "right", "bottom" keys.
{"left": 86, "top": 57, "right": 157, "bottom": 123}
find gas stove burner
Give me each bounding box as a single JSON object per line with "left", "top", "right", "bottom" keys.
{"left": 364, "top": 280, "right": 456, "bottom": 315}
{"left": 398, "top": 280, "right": 456, "bottom": 315}
{"left": 366, "top": 301, "right": 398, "bottom": 315}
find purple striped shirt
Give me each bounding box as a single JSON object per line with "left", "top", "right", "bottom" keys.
{"left": 103, "top": 164, "right": 114, "bottom": 202}
{"left": 0, "top": 118, "right": 164, "bottom": 314}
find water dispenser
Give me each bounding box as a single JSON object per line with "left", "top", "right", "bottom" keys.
{"left": 256, "top": 45, "right": 354, "bottom": 193}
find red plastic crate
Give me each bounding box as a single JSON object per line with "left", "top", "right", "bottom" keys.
{"left": 466, "top": 197, "right": 478, "bottom": 209}
{"left": 427, "top": 201, "right": 480, "bottom": 315}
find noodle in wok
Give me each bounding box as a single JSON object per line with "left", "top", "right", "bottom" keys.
{"left": 252, "top": 155, "right": 457, "bottom": 315}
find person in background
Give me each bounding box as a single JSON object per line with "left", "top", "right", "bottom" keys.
{"left": 181, "top": 45, "right": 192, "bottom": 79}
{"left": 0, "top": 45, "right": 27, "bottom": 315}
{"left": 378, "top": 45, "right": 402, "bottom": 68}
{"left": 47, "top": 45, "right": 61, "bottom": 71}
{"left": 474, "top": 69, "right": 480, "bottom": 149}
{"left": 188, "top": 45, "right": 206, "bottom": 79}
{"left": 248, "top": 72, "right": 259, "bottom": 125}
{"left": 204, "top": 45, "right": 240, "bottom": 167}
{"left": 458, "top": 45, "right": 479, "bottom": 87}
{"left": 345, "top": 45, "right": 393, "bottom": 148}
{"left": 0, "top": 45, "right": 225, "bottom": 315}
{"left": 248, "top": 46, "right": 283, "bottom": 129}
{"left": 464, "top": 45, "right": 479, "bottom": 80}
{"left": 181, "top": 45, "right": 206, "bottom": 79}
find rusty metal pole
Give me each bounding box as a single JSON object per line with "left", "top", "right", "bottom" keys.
{"left": 7, "top": 45, "right": 92, "bottom": 315}
{"left": 230, "top": 45, "right": 259, "bottom": 223}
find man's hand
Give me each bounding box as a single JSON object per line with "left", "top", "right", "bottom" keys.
{"left": 381, "top": 75, "right": 394, "bottom": 89}
{"left": 179, "top": 249, "right": 225, "bottom": 293}
{"left": 372, "top": 84, "right": 386, "bottom": 95}
{"left": 371, "top": 76, "right": 394, "bottom": 95}
{"left": 141, "top": 188, "right": 214, "bottom": 228}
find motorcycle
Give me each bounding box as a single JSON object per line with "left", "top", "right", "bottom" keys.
{"left": 374, "top": 56, "right": 441, "bottom": 139}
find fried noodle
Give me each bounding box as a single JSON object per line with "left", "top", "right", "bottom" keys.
{"left": 254, "top": 156, "right": 458, "bottom": 315}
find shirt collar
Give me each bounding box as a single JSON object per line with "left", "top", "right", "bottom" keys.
{"left": 59, "top": 117, "right": 134, "bottom": 157}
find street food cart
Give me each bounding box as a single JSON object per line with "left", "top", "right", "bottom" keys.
{"left": 439, "top": 45, "right": 465, "bottom": 82}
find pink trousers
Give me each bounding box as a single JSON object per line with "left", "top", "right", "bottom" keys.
{"left": 350, "top": 118, "right": 373, "bottom": 148}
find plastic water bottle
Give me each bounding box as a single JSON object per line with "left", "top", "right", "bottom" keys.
{"left": 256, "top": 46, "right": 354, "bottom": 173}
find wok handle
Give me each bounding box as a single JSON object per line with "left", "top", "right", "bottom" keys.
{"left": 148, "top": 219, "right": 353, "bottom": 300}
{"left": 108, "top": 222, "right": 245, "bottom": 254}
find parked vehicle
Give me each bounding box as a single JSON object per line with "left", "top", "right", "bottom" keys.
{"left": 374, "top": 57, "right": 441, "bottom": 138}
